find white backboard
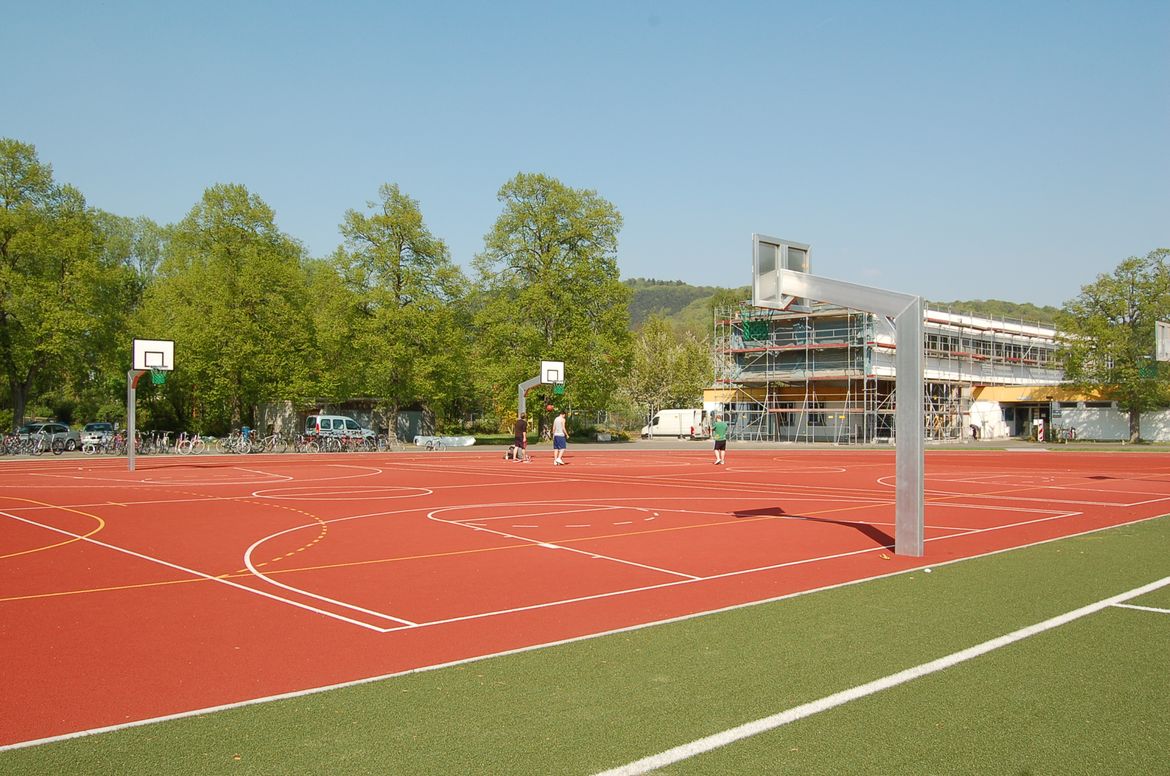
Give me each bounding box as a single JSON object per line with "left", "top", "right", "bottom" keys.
{"left": 133, "top": 339, "right": 175, "bottom": 371}
{"left": 1157, "top": 321, "right": 1170, "bottom": 362}
{"left": 541, "top": 360, "right": 564, "bottom": 384}
{"left": 752, "top": 234, "right": 811, "bottom": 311}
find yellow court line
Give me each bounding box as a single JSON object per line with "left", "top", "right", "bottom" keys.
{"left": 0, "top": 497, "right": 106, "bottom": 559}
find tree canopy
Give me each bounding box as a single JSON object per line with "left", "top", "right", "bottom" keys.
{"left": 472, "top": 172, "right": 631, "bottom": 420}
{"left": 623, "top": 314, "right": 710, "bottom": 422}
{"left": 138, "top": 184, "right": 316, "bottom": 431}
{"left": 326, "top": 184, "right": 470, "bottom": 424}
{"left": 0, "top": 139, "right": 132, "bottom": 427}
{"left": 1057, "top": 249, "right": 1170, "bottom": 441}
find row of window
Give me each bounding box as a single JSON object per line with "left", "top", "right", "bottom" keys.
{"left": 925, "top": 333, "right": 1056, "bottom": 364}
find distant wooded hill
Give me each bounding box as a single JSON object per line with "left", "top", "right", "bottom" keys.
{"left": 624, "top": 278, "right": 1061, "bottom": 333}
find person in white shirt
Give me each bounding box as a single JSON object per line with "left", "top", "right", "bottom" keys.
{"left": 552, "top": 410, "right": 568, "bottom": 465}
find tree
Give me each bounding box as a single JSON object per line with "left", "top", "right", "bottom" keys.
{"left": 1057, "top": 249, "right": 1170, "bottom": 442}
{"left": 69, "top": 212, "right": 169, "bottom": 422}
{"left": 472, "top": 173, "right": 631, "bottom": 425}
{"left": 139, "top": 184, "right": 316, "bottom": 431}
{"left": 0, "top": 139, "right": 129, "bottom": 428}
{"left": 328, "top": 184, "right": 469, "bottom": 432}
{"left": 623, "top": 315, "right": 710, "bottom": 430}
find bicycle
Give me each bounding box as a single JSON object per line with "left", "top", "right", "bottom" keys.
{"left": 424, "top": 438, "right": 446, "bottom": 452}
{"left": 31, "top": 430, "right": 65, "bottom": 456}
{"left": 175, "top": 432, "right": 208, "bottom": 455}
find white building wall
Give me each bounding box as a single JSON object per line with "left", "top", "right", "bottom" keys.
{"left": 1142, "top": 411, "right": 1170, "bottom": 441}
{"left": 972, "top": 404, "right": 1170, "bottom": 442}
{"left": 968, "top": 401, "right": 1012, "bottom": 439}
{"left": 1056, "top": 408, "right": 1129, "bottom": 440}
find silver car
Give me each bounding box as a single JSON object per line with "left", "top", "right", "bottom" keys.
{"left": 18, "top": 422, "right": 82, "bottom": 451}
{"left": 81, "top": 422, "right": 116, "bottom": 446}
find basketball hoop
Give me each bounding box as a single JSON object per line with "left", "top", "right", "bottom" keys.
{"left": 150, "top": 368, "right": 167, "bottom": 386}
{"left": 553, "top": 382, "right": 565, "bottom": 396}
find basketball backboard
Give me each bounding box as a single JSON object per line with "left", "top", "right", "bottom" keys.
{"left": 132, "top": 339, "right": 175, "bottom": 371}
{"left": 1157, "top": 321, "right": 1170, "bottom": 362}
{"left": 752, "top": 234, "right": 810, "bottom": 311}
{"left": 541, "top": 360, "right": 565, "bottom": 384}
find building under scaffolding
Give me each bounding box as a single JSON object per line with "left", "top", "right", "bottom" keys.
{"left": 710, "top": 302, "right": 1064, "bottom": 443}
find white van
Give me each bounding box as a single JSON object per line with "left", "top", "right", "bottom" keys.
{"left": 304, "top": 414, "right": 375, "bottom": 440}
{"left": 640, "top": 409, "right": 707, "bottom": 439}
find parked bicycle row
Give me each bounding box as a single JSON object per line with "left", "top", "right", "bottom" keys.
{"left": 0, "top": 428, "right": 409, "bottom": 456}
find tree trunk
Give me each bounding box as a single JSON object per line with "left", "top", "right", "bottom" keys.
{"left": 1129, "top": 410, "right": 1141, "bottom": 443}
{"left": 9, "top": 368, "right": 37, "bottom": 430}
{"left": 11, "top": 381, "right": 26, "bottom": 430}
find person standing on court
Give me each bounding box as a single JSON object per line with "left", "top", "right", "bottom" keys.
{"left": 514, "top": 413, "right": 529, "bottom": 463}
{"left": 552, "top": 409, "right": 568, "bottom": 465}
{"left": 712, "top": 413, "right": 729, "bottom": 465}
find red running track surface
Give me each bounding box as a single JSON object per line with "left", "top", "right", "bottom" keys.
{"left": 2, "top": 448, "right": 1169, "bottom": 746}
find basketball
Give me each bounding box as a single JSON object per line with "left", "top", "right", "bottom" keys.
{"left": 545, "top": 404, "right": 555, "bottom": 411}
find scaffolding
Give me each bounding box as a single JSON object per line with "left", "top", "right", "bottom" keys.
{"left": 712, "top": 303, "right": 1061, "bottom": 444}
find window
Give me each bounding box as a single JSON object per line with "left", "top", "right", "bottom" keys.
{"left": 809, "top": 401, "right": 826, "bottom": 426}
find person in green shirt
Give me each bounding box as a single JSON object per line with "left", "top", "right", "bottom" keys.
{"left": 711, "top": 413, "right": 729, "bottom": 465}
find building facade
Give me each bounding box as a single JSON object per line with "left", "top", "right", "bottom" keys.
{"left": 708, "top": 302, "right": 1169, "bottom": 443}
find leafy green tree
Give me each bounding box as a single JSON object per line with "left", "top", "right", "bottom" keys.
{"left": 622, "top": 314, "right": 709, "bottom": 429}
{"left": 139, "top": 184, "right": 316, "bottom": 431}
{"left": 1057, "top": 249, "right": 1170, "bottom": 442}
{"left": 67, "top": 212, "right": 169, "bottom": 421}
{"left": 0, "top": 139, "right": 129, "bottom": 428}
{"left": 472, "top": 173, "right": 631, "bottom": 425}
{"left": 329, "top": 184, "right": 469, "bottom": 433}
{"left": 304, "top": 257, "right": 361, "bottom": 403}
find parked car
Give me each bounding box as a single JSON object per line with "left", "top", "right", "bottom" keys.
{"left": 18, "top": 422, "right": 81, "bottom": 451}
{"left": 303, "top": 414, "right": 375, "bottom": 440}
{"left": 81, "top": 422, "right": 116, "bottom": 446}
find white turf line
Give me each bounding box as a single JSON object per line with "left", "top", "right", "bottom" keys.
{"left": 593, "top": 573, "right": 1170, "bottom": 776}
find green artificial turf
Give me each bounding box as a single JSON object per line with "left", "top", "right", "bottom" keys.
{"left": 3, "top": 515, "right": 1168, "bottom": 775}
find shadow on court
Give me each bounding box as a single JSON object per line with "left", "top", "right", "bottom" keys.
{"left": 733, "top": 506, "right": 894, "bottom": 549}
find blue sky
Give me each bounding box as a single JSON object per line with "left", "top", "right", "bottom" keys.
{"left": 5, "top": 0, "right": 1167, "bottom": 307}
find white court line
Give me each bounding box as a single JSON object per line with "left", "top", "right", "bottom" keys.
{"left": 216, "top": 494, "right": 1082, "bottom": 632}
{"left": 1112, "top": 603, "right": 1170, "bottom": 615}
{"left": 427, "top": 504, "right": 702, "bottom": 583}
{"left": 446, "top": 505, "right": 618, "bottom": 524}
{"left": 0, "top": 511, "right": 389, "bottom": 632}
{"left": 593, "top": 573, "right": 1170, "bottom": 776}
{"left": 242, "top": 526, "right": 418, "bottom": 627}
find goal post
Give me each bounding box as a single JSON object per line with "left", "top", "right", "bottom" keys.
{"left": 751, "top": 235, "right": 925, "bottom": 557}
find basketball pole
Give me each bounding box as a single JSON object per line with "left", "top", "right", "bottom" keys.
{"left": 517, "top": 376, "right": 542, "bottom": 418}
{"left": 127, "top": 369, "right": 147, "bottom": 471}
